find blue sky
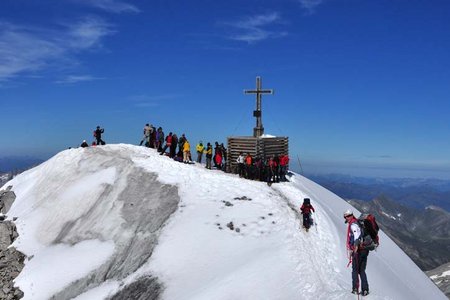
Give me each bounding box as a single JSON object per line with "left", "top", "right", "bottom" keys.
{"left": 1, "top": 0, "right": 449, "bottom": 179}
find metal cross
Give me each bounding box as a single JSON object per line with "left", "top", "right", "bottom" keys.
{"left": 244, "top": 76, "right": 274, "bottom": 137}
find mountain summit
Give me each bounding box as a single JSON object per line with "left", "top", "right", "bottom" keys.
{"left": 2, "top": 144, "right": 446, "bottom": 299}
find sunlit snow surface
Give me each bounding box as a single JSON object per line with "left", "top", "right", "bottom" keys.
{"left": 2, "top": 144, "right": 446, "bottom": 299}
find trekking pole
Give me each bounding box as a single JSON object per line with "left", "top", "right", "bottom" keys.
{"left": 314, "top": 214, "right": 318, "bottom": 233}
{"left": 296, "top": 154, "right": 304, "bottom": 175}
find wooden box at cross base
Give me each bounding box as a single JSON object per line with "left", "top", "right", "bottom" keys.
{"left": 226, "top": 136, "right": 289, "bottom": 173}
{"left": 226, "top": 76, "right": 289, "bottom": 173}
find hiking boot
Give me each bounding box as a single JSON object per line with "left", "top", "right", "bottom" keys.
{"left": 361, "top": 290, "right": 369, "bottom": 296}
{"left": 351, "top": 289, "right": 358, "bottom": 294}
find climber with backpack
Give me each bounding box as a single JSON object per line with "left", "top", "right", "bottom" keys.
{"left": 344, "top": 209, "right": 378, "bottom": 297}
{"left": 94, "top": 126, "right": 105, "bottom": 145}
{"left": 300, "top": 198, "right": 315, "bottom": 232}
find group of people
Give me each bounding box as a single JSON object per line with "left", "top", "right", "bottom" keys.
{"left": 138, "top": 123, "right": 228, "bottom": 167}
{"left": 236, "top": 152, "right": 289, "bottom": 184}
{"left": 300, "top": 199, "right": 372, "bottom": 296}
{"left": 80, "top": 126, "right": 105, "bottom": 148}
{"left": 82, "top": 124, "right": 290, "bottom": 185}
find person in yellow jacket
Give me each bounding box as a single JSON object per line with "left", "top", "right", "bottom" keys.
{"left": 183, "top": 139, "right": 191, "bottom": 163}
{"left": 196, "top": 141, "right": 205, "bottom": 163}
{"left": 205, "top": 142, "right": 213, "bottom": 169}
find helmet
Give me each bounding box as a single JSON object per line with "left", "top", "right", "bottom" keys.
{"left": 343, "top": 209, "right": 353, "bottom": 218}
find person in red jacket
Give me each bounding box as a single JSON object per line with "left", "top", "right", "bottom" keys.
{"left": 300, "top": 198, "right": 315, "bottom": 231}
{"left": 279, "top": 154, "right": 289, "bottom": 181}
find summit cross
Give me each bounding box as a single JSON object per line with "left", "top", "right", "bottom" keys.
{"left": 244, "top": 76, "right": 274, "bottom": 138}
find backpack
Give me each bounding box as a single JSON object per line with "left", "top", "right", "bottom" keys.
{"left": 93, "top": 130, "right": 97, "bottom": 138}
{"left": 357, "top": 213, "right": 380, "bottom": 251}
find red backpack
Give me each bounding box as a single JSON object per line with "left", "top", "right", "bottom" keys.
{"left": 358, "top": 213, "right": 380, "bottom": 250}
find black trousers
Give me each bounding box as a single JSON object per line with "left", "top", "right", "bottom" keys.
{"left": 352, "top": 250, "right": 369, "bottom": 292}
{"left": 96, "top": 137, "right": 105, "bottom": 145}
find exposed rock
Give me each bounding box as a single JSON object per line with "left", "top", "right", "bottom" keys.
{"left": 233, "top": 196, "right": 252, "bottom": 201}
{"left": 0, "top": 187, "right": 15, "bottom": 214}
{"left": 0, "top": 219, "right": 25, "bottom": 300}
{"left": 108, "top": 275, "right": 163, "bottom": 300}
{"left": 49, "top": 167, "right": 179, "bottom": 300}
{"left": 427, "top": 262, "right": 450, "bottom": 298}
{"left": 226, "top": 222, "right": 234, "bottom": 231}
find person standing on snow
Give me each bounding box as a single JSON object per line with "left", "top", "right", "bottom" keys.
{"left": 205, "top": 143, "right": 213, "bottom": 169}
{"left": 170, "top": 134, "right": 178, "bottom": 158}
{"left": 94, "top": 126, "right": 105, "bottom": 145}
{"left": 139, "top": 123, "right": 152, "bottom": 146}
{"left": 300, "top": 198, "right": 315, "bottom": 231}
{"left": 160, "top": 132, "right": 173, "bottom": 156}
{"left": 196, "top": 141, "right": 204, "bottom": 163}
{"left": 344, "top": 209, "right": 369, "bottom": 296}
{"left": 183, "top": 138, "right": 191, "bottom": 163}
{"left": 236, "top": 152, "right": 245, "bottom": 177}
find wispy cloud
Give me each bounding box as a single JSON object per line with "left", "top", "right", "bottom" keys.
{"left": 221, "top": 12, "right": 288, "bottom": 44}
{"left": 298, "top": 0, "right": 324, "bottom": 14}
{"left": 0, "top": 17, "right": 114, "bottom": 82}
{"left": 55, "top": 75, "right": 105, "bottom": 84}
{"left": 68, "top": 17, "right": 115, "bottom": 50}
{"left": 78, "top": 0, "right": 140, "bottom": 14}
{"left": 128, "top": 94, "right": 182, "bottom": 107}
{"left": 366, "top": 155, "right": 393, "bottom": 159}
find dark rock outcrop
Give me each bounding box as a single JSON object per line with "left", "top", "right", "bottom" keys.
{"left": 108, "top": 276, "right": 162, "bottom": 300}
{"left": 0, "top": 187, "right": 25, "bottom": 300}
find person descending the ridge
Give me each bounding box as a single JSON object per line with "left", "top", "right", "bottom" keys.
{"left": 196, "top": 141, "right": 204, "bottom": 163}
{"left": 344, "top": 209, "right": 370, "bottom": 296}
{"left": 94, "top": 126, "right": 105, "bottom": 145}
{"left": 140, "top": 123, "right": 152, "bottom": 146}
{"left": 300, "top": 198, "right": 315, "bottom": 232}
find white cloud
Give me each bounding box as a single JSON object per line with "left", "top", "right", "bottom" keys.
{"left": 0, "top": 18, "right": 114, "bottom": 82}
{"left": 79, "top": 0, "right": 140, "bottom": 14}
{"left": 298, "top": 0, "right": 324, "bottom": 13}
{"left": 55, "top": 75, "right": 105, "bottom": 84}
{"left": 128, "top": 94, "right": 182, "bottom": 107}
{"left": 222, "top": 13, "right": 288, "bottom": 44}
{"left": 68, "top": 17, "right": 115, "bottom": 50}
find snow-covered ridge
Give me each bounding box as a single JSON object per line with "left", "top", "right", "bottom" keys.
{"left": 1, "top": 144, "right": 446, "bottom": 299}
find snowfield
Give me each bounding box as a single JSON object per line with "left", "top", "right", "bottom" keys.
{"left": 2, "top": 144, "right": 446, "bottom": 300}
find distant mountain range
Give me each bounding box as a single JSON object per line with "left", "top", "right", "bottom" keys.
{"left": 309, "top": 174, "right": 450, "bottom": 211}
{"left": 349, "top": 195, "right": 450, "bottom": 271}
{"left": 349, "top": 196, "right": 450, "bottom": 298}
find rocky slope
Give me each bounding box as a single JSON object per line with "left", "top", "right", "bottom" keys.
{"left": 0, "top": 187, "right": 25, "bottom": 300}
{"left": 427, "top": 262, "right": 450, "bottom": 298}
